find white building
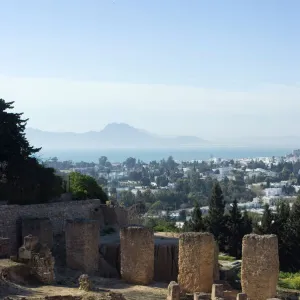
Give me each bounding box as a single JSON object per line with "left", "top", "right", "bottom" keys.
{"left": 264, "top": 188, "right": 283, "bottom": 197}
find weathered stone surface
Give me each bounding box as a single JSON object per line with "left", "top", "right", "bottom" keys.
{"left": 120, "top": 226, "right": 154, "bottom": 285}
{"left": 78, "top": 274, "right": 92, "bottom": 291}
{"left": 178, "top": 232, "right": 215, "bottom": 293}
{"left": 236, "top": 293, "right": 247, "bottom": 300}
{"left": 22, "top": 217, "right": 53, "bottom": 249}
{"left": 65, "top": 219, "right": 99, "bottom": 274}
{"left": 19, "top": 235, "right": 39, "bottom": 261}
{"left": 213, "top": 241, "right": 220, "bottom": 281}
{"left": 167, "top": 281, "right": 180, "bottom": 300}
{"left": 101, "top": 242, "right": 179, "bottom": 282}
{"left": 17, "top": 235, "right": 55, "bottom": 284}
{"left": 24, "top": 235, "right": 39, "bottom": 251}
{"left": 193, "top": 292, "right": 211, "bottom": 300}
{"left": 0, "top": 237, "right": 10, "bottom": 258}
{"left": 0, "top": 200, "right": 127, "bottom": 254}
{"left": 212, "top": 284, "right": 224, "bottom": 299}
{"left": 241, "top": 234, "right": 279, "bottom": 300}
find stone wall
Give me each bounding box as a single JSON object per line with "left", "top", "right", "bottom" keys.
{"left": 241, "top": 234, "right": 279, "bottom": 300}
{"left": 65, "top": 219, "right": 100, "bottom": 274}
{"left": 120, "top": 226, "right": 154, "bottom": 285}
{"left": 101, "top": 243, "right": 179, "bottom": 282}
{"left": 178, "top": 232, "right": 215, "bottom": 293}
{"left": 22, "top": 218, "right": 53, "bottom": 249}
{"left": 0, "top": 200, "right": 127, "bottom": 254}
{"left": 0, "top": 237, "right": 10, "bottom": 258}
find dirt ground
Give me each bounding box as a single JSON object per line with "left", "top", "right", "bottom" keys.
{"left": 0, "top": 260, "right": 168, "bottom": 300}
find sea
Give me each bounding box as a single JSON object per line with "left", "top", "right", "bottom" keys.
{"left": 38, "top": 146, "right": 294, "bottom": 163}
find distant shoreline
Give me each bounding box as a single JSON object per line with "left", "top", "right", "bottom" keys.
{"left": 37, "top": 146, "right": 293, "bottom": 163}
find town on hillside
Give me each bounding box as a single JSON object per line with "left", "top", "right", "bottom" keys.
{"left": 44, "top": 149, "right": 300, "bottom": 228}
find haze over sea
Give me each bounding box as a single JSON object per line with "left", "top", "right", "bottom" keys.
{"left": 39, "top": 147, "right": 292, "bottom": 163}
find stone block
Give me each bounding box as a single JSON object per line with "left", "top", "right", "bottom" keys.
{"left": 193, "top": 292, "right": 211, "bottom": 300}
{"left": 212, "top": 284, "right": 224, "bottom": 299}
{"left": 241, "top": 234, "right": 279, "bottom": 300}
{"left": 120, "top": 225, "right": 154, "bottom": 285}
{"left": 178, "top": 232, "right": 215, "bottom": 293}
{"left": 65, "top": 219, "right": 99, "bottom": 274}
{"left": 24, "top": 235, "right": 39, "bottom": 251}
{"left": 167, "top": 281, "right": 180, "bottom": 300}
{"left": 236, "top": 293, "right": 247, "bottom": 300}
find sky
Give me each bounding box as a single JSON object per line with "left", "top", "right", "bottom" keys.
{"left": 1, "top": 0, "right": 300, "bottom": 139}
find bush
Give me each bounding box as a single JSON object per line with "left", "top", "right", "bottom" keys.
{"left": 279, "top": 272, "right": 300, "bottom": 290}
{"left": 218, "top": 255, "right": 236, "bottom": 262}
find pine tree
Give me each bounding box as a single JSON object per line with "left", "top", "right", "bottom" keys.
{"left": 283, "top": 197, "right": 300, "bottom": 270}
{"left": 0, "top": 99, "right": 63, "bottom": 204}
{"left": 259, "top": 204, "right": 274, "bottom": 234}
{"left": 207, "top": 182, "right": 225, "bottom": 244}
{"left": 273, "top": 201, "right": 291, "bottom": 270}
{"left": 190, "top": 202, "right": 204, "bottom": 232}
{"left": 227, "top": 199, "right": 243, "bottom": 258}
{"left": 241, "top": 210, "right": 253, "bottom": 235}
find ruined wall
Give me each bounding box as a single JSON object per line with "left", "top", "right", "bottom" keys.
{"left": 65, "top": 219, "right": 100, "bottom": 274}
{"left": 241, "top": 234, "right": 279, "bottom": 300}
{"left": 0, "top": 200, "right": 127, "bottom": 254}
{"left": 22, "top": 218, "right": 53, "bottom": 249}
{"left": 0, "top": 237, "right": 10, "bottom": 258}
{"left": 178, "top": 232, "right": 215, "bottom": 293}
{"left": 101, "top": 243, "right": 178, "bottom": 282}
{"left": 120, "top": 226, "right": 154, "bottom": 285}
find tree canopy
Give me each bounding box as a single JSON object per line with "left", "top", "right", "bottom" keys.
{"left": 0, "top": 99, "right": 63, "bottom": 204}
{"left": 69, "top": 171, "right": 108, "bottom": 203}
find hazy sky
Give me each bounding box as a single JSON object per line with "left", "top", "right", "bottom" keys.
{"left": 1, "top": 0, "right": 300, "bottom": 139}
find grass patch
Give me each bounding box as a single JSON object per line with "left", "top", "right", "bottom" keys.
{"left": 218, "top": 255, "right": 236, "bottom": 261}
{"left": 279, "top": 272, "right": 300, "bottom": 290}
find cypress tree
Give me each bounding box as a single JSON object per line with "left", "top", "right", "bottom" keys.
{"left": 207, "top": 182, "right": 225, "bottom": 245}
{"left": 227, "top": 199, "right": 243, "bottom": 258}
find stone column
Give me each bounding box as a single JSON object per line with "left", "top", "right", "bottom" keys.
{"left": 178, "top": 232, "right": 215, "bottom": 293}
{"left": 120, "top": 226, "right": 154, "bottom": 285}
{"left": 212, "top": 284, "right": 224, "bottom": 299}
{"left": 65, "top": 219, "right": 99, "bottom": 274}
{"left": 167, "top": 281, "right": 180, "bottom": 300}
{"left": 241, "top": 234, "right": 279, "bottom": 300}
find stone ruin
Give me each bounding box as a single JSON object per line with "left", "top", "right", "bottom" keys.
{"left": 65, "top": 219, "right": 99, "bottom": 274}
{"left": 22, "top": 217, "right": 53, "bottom": 249}
{"left": 18, "top": 234, "right": 55, "bottom": 284}
{"left": 167, "top": 281, "right": 180, "bottom": 300}
{"left": 120, "top": 225, "right": 154, "bottom": 285}
{"left": 0, "top": 237, "right": 10, "bottom": 258}
{"left": 178, "top": 232, "right": 215, "bottom": 293}
{"left": 78, "top": 273, "right": 92, "bottom": 291}
{"left": 241, "top": 234, "right": 279, "bottom": 300}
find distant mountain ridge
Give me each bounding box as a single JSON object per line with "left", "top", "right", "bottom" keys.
{"left": 26, "top": 123, "right": 209, "bottom": 149}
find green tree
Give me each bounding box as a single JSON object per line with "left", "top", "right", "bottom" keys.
{"left": 227, "top": 199, "right": 243, "bottom": 258}
{"left": 186, "top": 202, "right": 204, "bottom": 232}
{"left": 255, "top": 204, "right": 274, "bottom": 234}
{"left": 69, "top": 172, "right": 108, "bottom": 203}
{"left": 207, "top": 182, "right": 225, "bottom": 244}
{"left": 241, "top": 210, "right": 253, "bottom": 236}
{"left": 124, "top": 157, "right": 136, "bottom": 169}
{"left": 0, "top": 99, "right": 63, "bottom": 204}
{"left": 119, "top": 190, "right": 136, "bottom": 207}
{"left": 281, "top": 197, "right": 300, "bottom": 271}
{"left": 273, "top": 201, "right": 290, "bottom": 270}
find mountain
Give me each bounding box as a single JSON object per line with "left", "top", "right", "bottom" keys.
{"left": 25, "top": 123, "right": 209, "bottom": 149}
